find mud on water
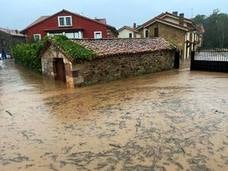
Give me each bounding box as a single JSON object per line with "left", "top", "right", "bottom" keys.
{"left": 0, "top": 60, "right": 228, "bottom": 171}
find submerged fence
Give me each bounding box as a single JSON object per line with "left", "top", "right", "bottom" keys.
{"left": 190, "top": 49, "right": 228, "bottom": 72}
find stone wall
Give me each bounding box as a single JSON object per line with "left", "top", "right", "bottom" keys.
{"left": 138, "top": 22, "right": 186, "bottom": 59}
{"left": 73, "top": 50, "right": 175, "bottom": 86}
{"left": 0, "top": 32, "right": 25, "bottom": 54}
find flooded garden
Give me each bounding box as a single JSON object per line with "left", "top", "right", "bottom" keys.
{"left": 0, "top": 60, "right": 228, "bottom": 171}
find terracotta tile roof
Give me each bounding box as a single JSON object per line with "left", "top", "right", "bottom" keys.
{"left": 137, "top": 17, "right": 190, "bottom": 31}
{"left": 136, "top": 11, "right": 194, "bottom": 31}
{"left": 74, "top": 38, "right": 175, "bottom": 57}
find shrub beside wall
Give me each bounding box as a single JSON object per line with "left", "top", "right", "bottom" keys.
{"left": 12, "top": 42, "right": 44, "bottom": 73}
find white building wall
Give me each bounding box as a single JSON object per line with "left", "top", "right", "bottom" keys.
{"left": 118, "top": 29, "right": 141, "bottom": 38}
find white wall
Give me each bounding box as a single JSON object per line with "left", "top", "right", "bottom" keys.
{"left": 118, "top": 29, "right": 141, "bottom": 38}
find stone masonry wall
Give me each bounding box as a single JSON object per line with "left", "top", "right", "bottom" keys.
{"left": 73, "top": 50, "right": 175, "bottom": 86}
{"left": 138, "top": 23, "right": 186, "bottom": 58}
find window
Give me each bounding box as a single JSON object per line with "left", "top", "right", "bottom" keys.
{"left": 74, "top": 31, "right": 83, "bottom": 39}
{"left": 48, "top": 31, "right": 83, "bottom": 39}
{"left": 33, "top": 34, "right": 41, "bottom": 41}
{"left": 154, "top": 27, "right": 159, "bottom": 37}
{"left": 58, "top": 16, "right": 72, "bottom": 27}
{"left": 144, "top": 29, "right": 149, "bottom": 38}
{"left": 94, "top": 31, "right": 102, "bottom": 39}
{"left": 129, "top": 33, "right": 133, "bottom": 38}
{"left": 65, "top": 33, "right": 74, "bottom": 39}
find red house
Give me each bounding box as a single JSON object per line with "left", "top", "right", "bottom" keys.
{"left": 21, "top": 9, "right": 118, "bottom": 41}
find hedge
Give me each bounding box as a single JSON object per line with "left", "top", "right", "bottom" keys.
{"left": 12, "top": 41, "right": 44, "bottom": 73}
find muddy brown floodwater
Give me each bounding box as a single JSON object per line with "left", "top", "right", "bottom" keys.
{"left": 0, "top": 60, "right": 228, "bottom": 171}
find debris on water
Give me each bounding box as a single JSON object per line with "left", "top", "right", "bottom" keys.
{"left": 109, "top": 143, "right": 122, "bottom": 148}
{"left": 5, "top": 110, "right": 13, "bottom": 117}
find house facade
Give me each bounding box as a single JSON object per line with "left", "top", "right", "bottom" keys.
{"left": 0, "top": 28, "right": 25, "bottom": 56}
{"left": 21, "top": 9, "right": 118, "bottom": 41}
{"left": 118, "top": 25, "right": 141, "bottom": 38}
{"left": 136, "top": 12, "right": 204, "bottom": 59}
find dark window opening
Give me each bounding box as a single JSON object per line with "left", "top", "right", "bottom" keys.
{"left": 154, "top": 27, "right": 159, "bottom": 37}
{"left": 145, "top": 30, "right": 149, "bottom": 38}
{"left": 129, "top": 33, "right": 133, "bottom": 38}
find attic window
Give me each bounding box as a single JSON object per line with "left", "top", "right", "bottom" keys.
{"left": 58, "top": 16, "right": 72, "bottom": 27}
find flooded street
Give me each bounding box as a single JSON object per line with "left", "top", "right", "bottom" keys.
{"left": 0, "top": 60, "right": 228, "bottom": 171}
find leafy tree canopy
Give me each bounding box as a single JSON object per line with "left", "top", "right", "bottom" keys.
{"left": 193, "top": 9, "right": 228, "bottom": 49}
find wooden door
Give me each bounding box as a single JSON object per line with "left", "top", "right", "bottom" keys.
{"left": 54, "top": 58, "right": 66, "bottom": 82}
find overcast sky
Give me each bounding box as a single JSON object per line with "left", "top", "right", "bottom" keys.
{"left": 0, "top": 0, "right": 228, "bottom": 30}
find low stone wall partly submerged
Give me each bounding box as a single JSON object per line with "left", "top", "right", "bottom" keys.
{"left": 73, "top": 50, "right": 175, "bottom": 86}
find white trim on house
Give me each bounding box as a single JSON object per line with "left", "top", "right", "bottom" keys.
{"left": 160, "top": 13, "right": 192, "bottom": 24}
{"left": 144, "top": 29, "right": 149, "bottom": 38}
{"left": 47, "top": 31, "right": 83, "bottom": 39}
{"left": 33, "top": 34, "right": 41, "bottom": 41}
{"left": 144, "top": 19, "right": 189, "bottom": 32}
{"left": 58, "top": 16, "right": 73, "bottom": 27}
{"left": 94, "top": 31, "right": 102, "bottom": 39}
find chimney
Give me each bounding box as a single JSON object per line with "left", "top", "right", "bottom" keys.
{"left": 172, "top": 11, "right": 178, "bottom": 16}
{"left": 133, "top": 23, "right": 137, "bottom": 29}
{"left": 179, "top": 13, "right": 184, "bottom": 18}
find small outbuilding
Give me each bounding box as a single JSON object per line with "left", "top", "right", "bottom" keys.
{"left": 41, "top": 38, "right": 177, "bottom": 88}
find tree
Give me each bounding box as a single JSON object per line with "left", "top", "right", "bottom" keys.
{"left": 193, "top": 10, "right": 228, "bottom": 49}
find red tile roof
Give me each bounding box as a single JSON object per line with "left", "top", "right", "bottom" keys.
{"left": 74, "top": 38, "right": 175, "bottom": 57}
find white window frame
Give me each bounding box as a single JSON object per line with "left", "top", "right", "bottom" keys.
{"left": 58, "top": 16, "right": 72, "bottom": 27}
{"left": 33, "top": 34, "right": 41, "bottom": 41}
{"left": 94, "top": 31, "right": 102, "bottom": 39}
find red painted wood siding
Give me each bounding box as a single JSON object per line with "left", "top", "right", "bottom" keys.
{"left": 25, "top": 11, "right": 108, "bottom": 40}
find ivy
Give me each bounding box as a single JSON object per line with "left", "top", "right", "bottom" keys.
{"left": 51, "top": 35, "right": 96, "bottom": 60}
{"left": 11, "top": 36, "right": 96, "bottom": 73}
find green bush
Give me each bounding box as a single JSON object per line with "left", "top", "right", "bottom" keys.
{"left": 11, "top": 36, "right": 96, "bottom": 73}
{"left": 12, "top": 41, "right": 44, "bottom": 73}
{"left": 51, "top": 35, "right": 96, "bottom": 60}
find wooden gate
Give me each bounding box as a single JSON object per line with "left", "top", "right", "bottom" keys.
{"left": 53, "top": 58, "right": 66, "bottom": 82}
{"left": 190, "top": 49, "right": 228, "bottom": 72}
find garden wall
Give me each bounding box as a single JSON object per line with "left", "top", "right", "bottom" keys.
{"left": 73, "top": 50, "right": 175, "bottom": 86}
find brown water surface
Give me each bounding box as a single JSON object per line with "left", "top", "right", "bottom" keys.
{"left": 0, "top": 60, "right": 228, "bottom": 171}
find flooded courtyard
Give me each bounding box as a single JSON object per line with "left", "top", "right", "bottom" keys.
{"left": 0, "top": 60, "right": 228, "bottom": 171}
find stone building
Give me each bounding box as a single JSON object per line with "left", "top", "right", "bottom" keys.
{"left": 0, "top": 28, "right": 25, "bottom": 56}
{"left": 40, "top": 38, "right": 177, "bottom": 88}
{"left": 136, "top": 12, "right": 204, "bottom": 60}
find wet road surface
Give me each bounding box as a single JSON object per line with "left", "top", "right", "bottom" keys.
{"left": 0, "top": 60, "right": 228, "bottom": 171}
